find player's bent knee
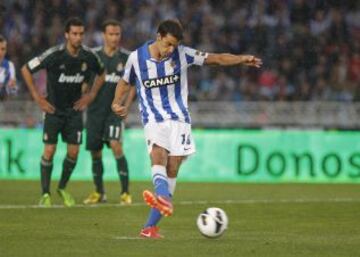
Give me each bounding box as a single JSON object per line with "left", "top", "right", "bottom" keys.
{"left": 67, "top": 143, "right": 79, "bottom": 155}
{"left": 43, "top": 145, "right": 56, "bottom": 160}
{"left": 110, "top": 141, "right": 123, "bottom": 157}
{"left": 43, "top": 153, "right": 55, "bottom": 161}
{"left": 67, "top": 153, "right": 78, "bottom": 161}
{"left": 67, "top": 148, "right": 79, "bottom": 160}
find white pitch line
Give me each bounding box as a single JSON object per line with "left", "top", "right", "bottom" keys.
{"left": 0, "top": 198, "right": 359, "bottom": 210}
{"left": 113, "top": 236, "right": 144, "bottom": 240}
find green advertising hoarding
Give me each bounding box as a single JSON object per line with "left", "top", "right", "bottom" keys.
{"left": 0, "top": 128, "right": 359, "bottom": 183}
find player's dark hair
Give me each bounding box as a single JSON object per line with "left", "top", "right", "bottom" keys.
{"left": 101, "top": 19, "right": 121, "bottom": 32}
{"left": 0, "top": 34, "right": 5, "bottom": 43}
{"left": 64, "top": 17, "right": 84, "bottom": 33}
{"left": 157, "top": 19, "right": 183, "bottom": 41}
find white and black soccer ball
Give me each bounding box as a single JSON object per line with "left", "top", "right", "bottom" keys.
{"left": 196, "top": 207, "right": 228, "bottom": 238}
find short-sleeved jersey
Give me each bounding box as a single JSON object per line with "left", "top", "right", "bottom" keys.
{"left": 88, "top": 47, "right": 129, "bottom": 115}
{"left": 122, "top": 41, "right": 208, "bottom": 125}
{"left": 27, "top": 44, "right": 104, "bottom": 111}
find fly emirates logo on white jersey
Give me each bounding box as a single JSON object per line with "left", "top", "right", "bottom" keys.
{"left": 143, "top": 74, "right": 180, "bottom": 88}
{"left": 58, "top": 73, "right": 84, "bottom": 83}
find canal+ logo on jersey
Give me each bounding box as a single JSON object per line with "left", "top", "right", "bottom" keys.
{"left": 143, "top": 74, "right": 180, "bottom": 88}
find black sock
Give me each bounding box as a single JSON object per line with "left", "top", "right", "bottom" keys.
{"left": 92, "top": 158, "right": 104, "bottom": 194}
{"left": 116, "top": 156, "right": 129, "bottom": 194}
{"left": 40, "top": 157, "right": 53, "bottom": 195}
{"left": 58, "top": 156, "right": 77, "bottom": 189}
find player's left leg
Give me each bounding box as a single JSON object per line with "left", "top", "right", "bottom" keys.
{"left": 105, "top": 114, "right": 132, "bottom": 204}
{"left": 109, "top": 140, "right": 131, "bottom": 204}
{"left": 84, "top": 111, "right": 107, "bottom": 204}
{"left": 83, "top": 150, "right": 107, "bottom": 204}
{"left": 57, "top": 144, "right": 79, "bottom": 207}
{"left": 164, "top": 120, "right": 194, "bottom": 199}
{"left": 166, "top": 156, "right": 184, "bottom": 197}
{"left": 59, "top": 144, "right": 80, "bottom": 189}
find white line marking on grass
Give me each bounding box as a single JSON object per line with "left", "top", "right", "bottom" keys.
{"left": 113, "top": 236, "right": 144, "bottom": 240}
{"left": 0, "top": 198, "right": 359, "bottom": 210}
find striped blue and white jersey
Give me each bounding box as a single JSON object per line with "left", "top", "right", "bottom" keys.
{"left": 0, "top": 58, "right": 15, "bottom": 86}
{"left": 122, "top": 41, "right": 208, "bottom": 125}
{"left": 0, "top": 58, "right": 16, "bottom": 96}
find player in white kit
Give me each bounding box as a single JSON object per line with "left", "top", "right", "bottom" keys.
{"left": 112, "top": 19, "right": 262, "bottom": 238}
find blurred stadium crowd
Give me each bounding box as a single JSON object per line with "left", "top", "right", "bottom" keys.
{"left": 0, "top": 0, "right": 359, "bottom": 102}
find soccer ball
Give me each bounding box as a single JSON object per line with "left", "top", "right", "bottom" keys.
{"left": 196, "top": 207, "right": 228, "bottom": 238}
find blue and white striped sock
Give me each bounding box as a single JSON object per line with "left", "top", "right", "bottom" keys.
{"left": 144, "top": 165, "right": 170, "bottom": 227}
{"left": 152, "top": 165, "right": 170, "bottom": 197}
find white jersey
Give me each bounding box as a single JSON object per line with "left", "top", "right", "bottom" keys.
{"left": 122, "top": 41, "right": 208, "bottom": 125}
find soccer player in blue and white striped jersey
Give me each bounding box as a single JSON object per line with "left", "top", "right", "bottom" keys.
{"left": 112, "top": 19, "right": 262, "bottom": 238}
{"left": 0, "top": 35, "right": 17, "bottom": 100}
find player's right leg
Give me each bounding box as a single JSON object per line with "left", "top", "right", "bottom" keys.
{"left": 39, "top": 144, "right": 56, "bottom": 207}
{"left": 39, "top": 113, "right": 63, "bottom": 207}
{"left": 84, "top": 112, "right": 106, "bottom": 204}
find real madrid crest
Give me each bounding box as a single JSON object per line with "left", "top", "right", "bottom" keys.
{"left": 117, "top": 62, "right": 124, "bottom": 72}
{"left": 81, "top": 62, "right": 87, "bottom": 72}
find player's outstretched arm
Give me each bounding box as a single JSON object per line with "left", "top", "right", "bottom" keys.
{"left": 21, "top": 65, "right": 55, "bottom": 114}
{"left": 204, "top": 53, "right": 262, "bottom": 68}
{"left": 112, "top": 78, "right": 131, "bottom": 117}
{"left": 73, "top": 71, "right": 106, "bottom": 111}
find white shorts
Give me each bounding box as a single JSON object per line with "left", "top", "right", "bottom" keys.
{"left": 144, "top": 120, "right": 196, "bottom": 156}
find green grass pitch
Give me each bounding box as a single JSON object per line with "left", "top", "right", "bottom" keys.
{"left": 0, "top": 180, "right": 359, "bottom": 257}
